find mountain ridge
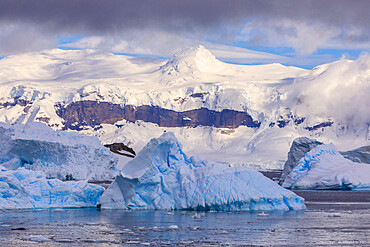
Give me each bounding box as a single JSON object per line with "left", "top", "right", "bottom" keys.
{"left": 0, "top": 46, "right": 368, "bottom": 169}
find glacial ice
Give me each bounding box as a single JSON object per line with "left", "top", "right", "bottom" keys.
{"left": 279, "top": 137, "right": 322, "bottom": 185}
{"left": 99, "top": 132, "right": 305, "bottom": 211}
{"left": 0, "top": 122, "right": 117, "bottom": 181}
{"left": 340, "top": 145, "right": 370, "bottom": 164}
{"left": 282, "top": 144, "right": 370, "bottom": 190}
{"left": 0, "top": 166, "right": 104, "bottom": 209}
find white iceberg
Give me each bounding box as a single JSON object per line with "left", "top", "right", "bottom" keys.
{"left": 0, "top": 122, "right": 117, "bottom": 181}
{"left": 340, "top": 145, "right": 370, "bottom": 164}
{"left": 99, "top": 133, "right": 305, "bottom": 211}
{"left": 0, "top": 166, "right": 104, "bottom": 209}
{"left": 282, "top": 144, "right": 370, "bottom": 190}
{"left": 279, "top": 137, "right": 322, "bottom": 185}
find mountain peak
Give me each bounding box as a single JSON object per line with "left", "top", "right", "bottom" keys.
{"left": 171, "top": 45, "right": 215, "bottom": 61}
{"left": 161, "top": 45, "right": 224, "bottom": 75}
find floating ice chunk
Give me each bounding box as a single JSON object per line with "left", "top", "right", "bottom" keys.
{"left": 328, "top": 214, "right": 341, "bottom": 217}
{"left": 125, "top": 240, "right": 141, "bottom": 244}
{"left": 191, "top": 213, "right": 201, "bottom": 219}
{"left": 282, "top": 144, "right": 370, "bottom": 190}
{"left": 23, "top": 235, "right": 51, "bottom": 242}
{"left": 99, "top": 132, "right": 305, "bottom": 211}
{"left": 0, "top": 122, "right": 117, "bottom": 181}
{"left": 52, "top": 209, "right": 64, "bottom": 212}
{"left": 168, "top": 225, "right": 179, "bottom": 230}
{"left": 0, "top": 166, "right": 104, "bottom": 209}
{"left": 257, "top": 212, "right": 270, "bottom": 217}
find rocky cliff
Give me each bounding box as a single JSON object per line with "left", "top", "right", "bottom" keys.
{"left": 56, "top": 101, "right": 261, "bottom": 130}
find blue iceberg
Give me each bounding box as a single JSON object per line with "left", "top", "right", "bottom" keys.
{"left": 0, "top": 166, "right": 104, "bottom": 209}
{"left": 282, "top": 144, "right": 370, "bottom": 190}
{"left": 99, "top": 133, "right": 305, "bottom": 211}
{"left": 0, "top": 122, "right": 117, "bottom": 181}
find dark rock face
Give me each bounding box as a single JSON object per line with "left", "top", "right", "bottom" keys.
{"left": 36, "top": 117, "right": 50, "bottom": 124}
{"left": 104, "top": 143, "right": 136, "bottom": 158}
{"left": 0, "top": 97, "right": 30, "bottom": 108}
{"left": 189, "top": 92, "right": 209, "bottom": 99}
{"left": 304, "top": 122, "right": 333, "bottom": 131}
{"left": 272, "top": 113, "right": 305, "bottom": 128}
{"left": 55, "top": 101, "right": 261, "bottom": 130}
{"left": 277, "top": 120, "right": 290, "bottom": 128}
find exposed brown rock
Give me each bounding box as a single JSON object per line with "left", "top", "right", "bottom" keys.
{"left": 0, "top": 97, "right": 31, "bottom": 109}
{"left": 56, "top": 101, "right": 261, "bottom": 130}
{"left": 104, "top": 143, "right": 136, "bottom": 158}
{"left": 190, "top": 92, "right": 209, "bottom": 99}
{"left": 24, "top": 105, "right": 32, "bottom": 113}
{"left": 36, "top": 117, "right": 51, "bottom": 123}
{"left": 304, "top": 121, "right": 333, "bottom": 131}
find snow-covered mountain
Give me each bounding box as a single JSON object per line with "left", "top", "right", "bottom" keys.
{"left": 0, "top": 46, "right": 369, "bottom": 169}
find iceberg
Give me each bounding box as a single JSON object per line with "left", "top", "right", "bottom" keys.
{"left": 282, "top": 144, "right": 370, "bottom": 190}
{"left": 279, "top": 137, "right": 370, "bottom": 185}
{"left": 279, "top": 137, "right": 322, "bottom": 185}
{"left": 0, "top": 122, "right": 117, "bottom": 181}
{"left": 340, "top": 145, "right": 370, "bottom": 164}
{"left": 0, "top": 166, "right": 104, "bottom": 209}
{"left": 99, "top": 133, "right": 305, "bottom": 211}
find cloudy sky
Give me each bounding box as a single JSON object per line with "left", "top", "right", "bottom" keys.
{"left": 0, "top": 0, "right": 369, "bottom": 67}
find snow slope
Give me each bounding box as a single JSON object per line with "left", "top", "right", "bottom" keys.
{"left": 282, "top": 144, "right": 370, "bottom": 190}
{"left": 99, "top": 133, "right": 305, "bottom": 211}
{"left": 0, "top": 46, "right": 368, "bottom": 170}
{"left": 0, "top": 166, "right": 104, "bottom": 209}
{"left": 0, "top": 122, "right": 117, "bottom": 181}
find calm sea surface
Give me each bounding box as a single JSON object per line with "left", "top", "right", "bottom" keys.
{"left": 0, "top": 190, "right": 369, "bottom": 246}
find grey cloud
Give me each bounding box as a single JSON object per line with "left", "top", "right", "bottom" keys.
{"left": 0, "top": 0, "right": 369, "bottom": 56}
{"left": 0, "top": 0, "right": 369, "bottom": 35}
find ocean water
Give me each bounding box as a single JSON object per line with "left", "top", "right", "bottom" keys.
{"left": 0, "top": 193, "right": 369, "bottom": 247}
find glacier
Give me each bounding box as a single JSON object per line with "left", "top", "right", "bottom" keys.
{"left": 282, "top": 144, "right": 370, "bottom": 190}
{"left": 0, "top": 122, "right": 117, "bottom": 181}
{"left": 0, "top": 166, "right": 104, "bottom": 209}
{"left": 99, "top": 132, "right": 305, "bottom": 211}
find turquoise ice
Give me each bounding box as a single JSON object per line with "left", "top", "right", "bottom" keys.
{"left": 0, "top": 166, "right": 104, "bottom": 209}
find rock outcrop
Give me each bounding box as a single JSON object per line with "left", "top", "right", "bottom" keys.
{"left": 104, "top": 143, "right": 136, "bottom": 158}
{"left": 56, "top": 101, "right": 260, "bottom": 130}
